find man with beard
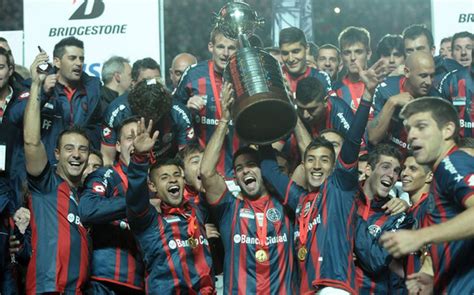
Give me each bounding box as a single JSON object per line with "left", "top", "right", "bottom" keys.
{"left": 174, "top": 26, "right": 239, "bottom": 177}
{"left": 315, "top": 44, "right": 343, "bottom": 84}
{"left": 23, "top": 51, "right": 90, "bottom": 294}
{"left": 368, "top": 51, "right": 440, "bottom": 154}
{"left": 200, "top": 83, "right": 297, "bottom": 294}
{"left": 126, "top": 118, "right": 215, "bottom": 294}
{"left": 381, "top": 97, "right": 474, "bottom": 294}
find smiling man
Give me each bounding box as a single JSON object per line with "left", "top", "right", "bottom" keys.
{"left": 200, "top": 83, "right": 297, "bottom": 294}
{"left": 368, "top": 51, "right": 440, "bottom": 154}
{"left": 279, "top": 27, "right": 333, "bottom": 98}
{"left": 23, "top": 51, "right": 91, "bottom": 294}
{"left": 381, "top": 97, "right": 474, "bottom": 294}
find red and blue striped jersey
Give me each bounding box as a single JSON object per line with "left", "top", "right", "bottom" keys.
{"left": 355, "top": 194, "right": 413, "bottom": 294}
{"left": 126, "top": 155, "right": 215, "bottom": 294}
{"left": 261, "top": 99, "right": 372, "bottom": 294}
{"left": 404, "top": 193, "right": 432, "bottom": 276}
{"left": 210, "top": 191, "right": 296, "bottom": 294}
{"left": 372, "top": 76, "right": 441, "bottom": 154}
{"left": 279, "top": 95, "right": 354, "bottom": 164}
{"left": 438, "top": 66, "right": 474, "bottom": 138}
{"left": 174, "top": 60, "right": 241, "bottom": 177}
{"left": 335, "top": 76, "right": 375, "bottom": 119}
{"left": 282, "top": 66, "right": 333, "bottom": 96}
{"left": 426, "top": 147, "right": 474, "bottom": 293}
{"left": 26, "top": 163, "right": 90, "bottom": 294}
{"left": 79, "top": 162, "right": 145, "bottom": 291}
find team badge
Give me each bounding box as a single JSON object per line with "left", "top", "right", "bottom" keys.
{"left": 266, "top": 208, "right": 281, "bottom": 223}
{"left": 239, "top": 208, "right": 255, "bottom": 219}
{"left": 186, "top": 127, "right": 194, "bottom": 140}
{"left": 368, "top": 224, "right": 382, "bottom": 237}
{"left": 303, "top": 201, "right": 311, "bottom": 217}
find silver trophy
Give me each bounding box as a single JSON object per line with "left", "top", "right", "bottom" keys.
{"left": 216, "top": 1, "right": 297, "bottom": 145}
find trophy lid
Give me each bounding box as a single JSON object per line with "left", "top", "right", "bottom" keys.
{"left": 215, "top": 1, "right": 264, "bottom": 40}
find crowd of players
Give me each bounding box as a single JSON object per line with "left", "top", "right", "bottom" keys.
{"left": 0, "top": 20, "right": 472, "bottom": 295}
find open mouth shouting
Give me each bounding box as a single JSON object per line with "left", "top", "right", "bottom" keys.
{"left": 167, "top": 184, "right": 181, "bottom": 199}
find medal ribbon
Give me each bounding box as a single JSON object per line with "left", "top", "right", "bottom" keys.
{"left": 298, "top": 192, "right": 319, "bottom": 248}
{"left": 246, "top": 196, "right": 271, "bottom": 250}
{"left": 208, "top": 60, "right": 222, "bottom": 119}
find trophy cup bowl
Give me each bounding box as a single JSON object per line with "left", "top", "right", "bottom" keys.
{"left": 217, "top": 2, "right": 297, "bottom": 145}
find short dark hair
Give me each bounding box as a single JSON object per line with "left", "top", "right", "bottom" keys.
{"left": 359, "top": 153, "right": 369, "bottom": 162}
{"left": 376, "top": 34, "right": 405, "bottom": 59}
{"left": 56, "top": 125, "right": 90, "bottom": 150}
{"left": 150, "top": 157, "right": 182, "bottom": 178}
{"left": 296, "top": 76, "right": 326, "bottom": 105}
{"left": 210, "top": 26, "right": 226, "bottom": 44}
{"left": 232, "top": 146, "right": 260, "bottom": 169}
{"left": 320, "top": 128, "right": 344, "bottom": 140}
{"left": 117, "top": 116, "right": 140, "bottom": 142}
{"left": 128, "top": 79, "right": 172, "bottom": 124}
{"left": 89, "top": 149, "right": 104, "bottom": 166}
{"left": 440, "top": 36, "right": 452, "bottom": 45}
{"left": 0, "top": 47, "right": 12, "bottom": 69}
{"left": 338, "top": 26, "right": 371, "bottom": 51}
{"left": 279, "top": 27, "right": 307, "bottom": 48}
{"left": 317, "top": 44, "right": 341, "bottom": 62}
{"left": 405, "top": 151, "right": 431, "bottom": 173}
{"left": 402, "top": 24, "right": 434, "bottom": 49}
{"left": 176, "top": 143, "right": 204, "bottom": 167}
{"left": 367, "top": 144, "right": 403, "bottom": 170}
{"left": 131, "top": 57, "right": 161, "bottom": 81}
{"left": 400, "top": 97, "right": 460, "bottom": 143}
{"left": 53, "top": 37, "right": 84, "bottom": 59}
{"left": 303, "top": 137, "right": 335, "bottom": 164}
{"left": 451, "top": 31, "right": 474, "bottom": 51}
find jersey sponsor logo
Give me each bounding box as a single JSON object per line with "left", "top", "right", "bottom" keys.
{"left": 442, "top": 156, "right": 464, "bottom": 183}
{"left": 102, "top": 126, "right": 111, "bottom": 138}
{"left": 336, "top": 112, "right": 350, "bottom": 130}
{"left": 389, "top": 134, "right": 410, "bottom": 149}
{"left": 67, "top": 213, "right": 82, "bottom": 226}
{"left": 465, "top": 174, "right": 474, "bottom": 188}
{"left": 196, "top": 115, "right": 233, "bottom": 126}
{"left": 186, "top": 127, "right": 194, "bottom": 140}
{"left": 266, "top": 208, "right": 282, "bottom": 223}
{"left": 172, "top": 104, "right": 192, "bottom": 125}
{"left": 168, "top": 235, "right": 209, "bottom": 249}
{"left": 19, "top": 91, "right": 30, "bottom": 100}
{"left": 239, "top": 208, "right": 255, "bottom": 219}
{"left": 108, "top": 104, "right": 127, "bottom": 126}
{"left": 368, "top": 224, "right": 382, "bottom": 237}
{"left": 294, "top": 214, "right": 321, "bottom": 239}
{"left": 460, "top": 119, "right": 473, "bottom": 129}
{"left": 44, "top": 102, "right": 54, "bottom": 110}
{"left": 92, "top": 182, "right": 106, "bottom": 195}
{"left": 233, "top": 233, "right": 288, "bottom": 245}
{"left": 42, "top": 119, "right": 52, "bottom": 130}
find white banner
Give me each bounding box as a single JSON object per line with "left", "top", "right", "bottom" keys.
{"left": 431, "top": 0, "right": 473, "bottom": 50}
{"left": 24, "top": 0, "right": 163, "bottom": 78}
{"left": 0, "top": 30, "right": 24, "bottom": 66}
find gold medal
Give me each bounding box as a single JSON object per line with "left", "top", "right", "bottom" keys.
{"left": 298, "top": 246, "right": 308, "bottom": 261}
{"left": 188, "top": 237, "right": 198, "bottom": 249}
{"left": 255, "top": 249, "right": 268, "bottom": 263}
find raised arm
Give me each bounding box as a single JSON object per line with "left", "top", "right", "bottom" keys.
{"left": 200, "top": 83, "right": 233, "bottom": 203}
{"left": 24, "top": 52, "right": 49, "bottom": 176}
{"left": 125, "top": 118, "right": 159, "bottom": 215}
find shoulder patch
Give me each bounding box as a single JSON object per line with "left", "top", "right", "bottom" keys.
{"left": 18, "top": 91, "right": 30, "bottom": 100}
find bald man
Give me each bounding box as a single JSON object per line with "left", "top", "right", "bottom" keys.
{"left": 368, "top": 51, "right": 440, "bottom": 153}
{"left": 169, "top": 52, "right": 197, "bottom": 88}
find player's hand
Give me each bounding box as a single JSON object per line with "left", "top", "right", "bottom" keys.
{"left": 379, "top": 229, "right": 425, "bottom": 258}
{"left": 132, "top": 117, "right": 159, "bottom": 154}
{"left": 9, "top": 235, "right": 21, "bottom": 255}
{"left": 29, "top": 52, "right": 50, "bottom": 85}
{"left": 358, "top": 58, "right": 386, "bottom": 93}
{"left": 205, "top": 223, "right": 220, "bottom": 239}
{"left": 220, "top": 82, "right": 234, "bottom": 122}
{"left": 389, "top": 64, "right": 405, "bottom": 77}
{"left": 406, "top": 272, "right": 434, "bottom": 295}
{"left": 390, "top": 92, "right": 413, "bottom": 107}
{"left": 382, "top": 198, "right": 410, "bottom": 215}
{"left": 187, "top": 95, "right": 207, "bottom": 111}
{"left": 14, "top": 207, "right": 30, "bottom": 235}
{"left": 42, "top": 74, "right": 57, "bottom": 94}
